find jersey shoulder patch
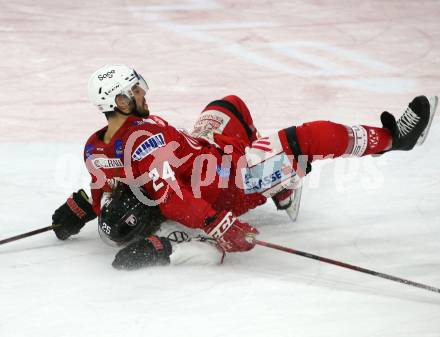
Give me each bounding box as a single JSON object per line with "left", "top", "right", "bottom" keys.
{"left": 84, "top": 128, "right": 106, "bottom": 159}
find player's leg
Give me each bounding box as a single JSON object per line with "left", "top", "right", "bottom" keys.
{"left": 246, "top": 95, "right": 437, "bottom": 221}
{"left": 205, "top": 96, "right": 304, "bottom": 218}
{"left": 280, "top": 122, "right": 392, "bottom": 161}
{"left": 279, "top": 95, "right": 436, "bottom": 161}
{"left": 191, "top": 95, "right": 259, "bottom": 145}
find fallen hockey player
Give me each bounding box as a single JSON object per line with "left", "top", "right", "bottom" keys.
{"left": 51, "top": 64, "right": 438, "bottom": 269}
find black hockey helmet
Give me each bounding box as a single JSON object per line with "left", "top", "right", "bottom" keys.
{"left": 98, "top": 183, "right": 165, "bottom": 245}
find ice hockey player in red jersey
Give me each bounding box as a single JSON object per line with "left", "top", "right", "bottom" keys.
{"left": 51, "top": 64, "right": 437, "bottom": 270}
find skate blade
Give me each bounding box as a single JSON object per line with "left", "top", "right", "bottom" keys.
{"left": 285, "top": 185, "right": 303, "bottom": 222}
{"left": 417, "top": 95, "right": 438, "bottom": 146}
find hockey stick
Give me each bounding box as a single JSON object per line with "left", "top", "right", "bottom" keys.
{"left": 0, "top": 226, "right": 54, "bottom": 246}
{"left": 255, "top": 240, "right": 440, "bottom": 294}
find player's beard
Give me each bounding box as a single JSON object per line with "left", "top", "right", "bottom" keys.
{"left": 131, "top": 98, "right": 150, "bottom": 117}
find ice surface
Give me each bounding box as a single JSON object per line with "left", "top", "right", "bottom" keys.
{"left": 1, "top": 1, "right": 439, "bottom": 336}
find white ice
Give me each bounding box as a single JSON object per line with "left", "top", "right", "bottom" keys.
{"left": 1, "top": 1, "right": 439, "bottom": 336}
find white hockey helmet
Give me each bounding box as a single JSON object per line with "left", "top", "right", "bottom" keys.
{"left": 88, "top": 64, "right": 149, "bottom": 113}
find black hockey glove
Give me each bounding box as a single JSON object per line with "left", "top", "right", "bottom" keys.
{"left": 112, "top": 235, "right": 172, "bottom": 270}
{"left": 52, "top": 189, "right": 97, "bottom": 240}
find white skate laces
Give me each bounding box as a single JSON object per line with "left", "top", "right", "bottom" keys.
{"left": 396, "top": 107, "right": 420, "bottom": 137}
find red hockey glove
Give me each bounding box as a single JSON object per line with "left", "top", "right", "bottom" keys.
{"left": 204, "top": 211, "right": 259, "bottom": 252}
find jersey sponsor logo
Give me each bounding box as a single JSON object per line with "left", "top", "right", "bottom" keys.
{"left": 244, "top": 169, "right": 284, "bottom": 193}
{"left": 114, "top": 139, "right": 123, "bottom": 158}
{"left": 195, "top": 110, "right": 230, "bottom": 132}
{"left": 92, "top": 158, "right": 124, "bottom": 169}
{"left": 98, "top": 69, "right": 115, "bottom": 81}
{"left": 132, "top": 133, "right": 166, "bottom": 161}
{"left": 191, "top": 110, "right": 230, "bottom": 143}
{"left": 242, "top": 153, "right": 297, "bottom": 194}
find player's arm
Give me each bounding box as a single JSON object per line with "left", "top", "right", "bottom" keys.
{"left": 158, "top": 188, "right": 258, "bottom": 252}
{"left": 112, "top": 233, "right": 225, "bottom": 270}
{"left": 51, "top": 142, "right": 103, "bottom": 240}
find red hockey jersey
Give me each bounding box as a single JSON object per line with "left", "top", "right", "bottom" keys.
{"left": 84, "top": 114, "right": 266, "bottom": 230}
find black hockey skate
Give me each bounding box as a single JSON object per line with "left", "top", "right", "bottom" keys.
{"left": 381, "top": 95, "right": 438, "bottom": 151}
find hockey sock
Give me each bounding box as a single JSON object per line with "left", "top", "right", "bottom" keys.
{"left": 279, "top": 121, "right": 392, "bottom": 161}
